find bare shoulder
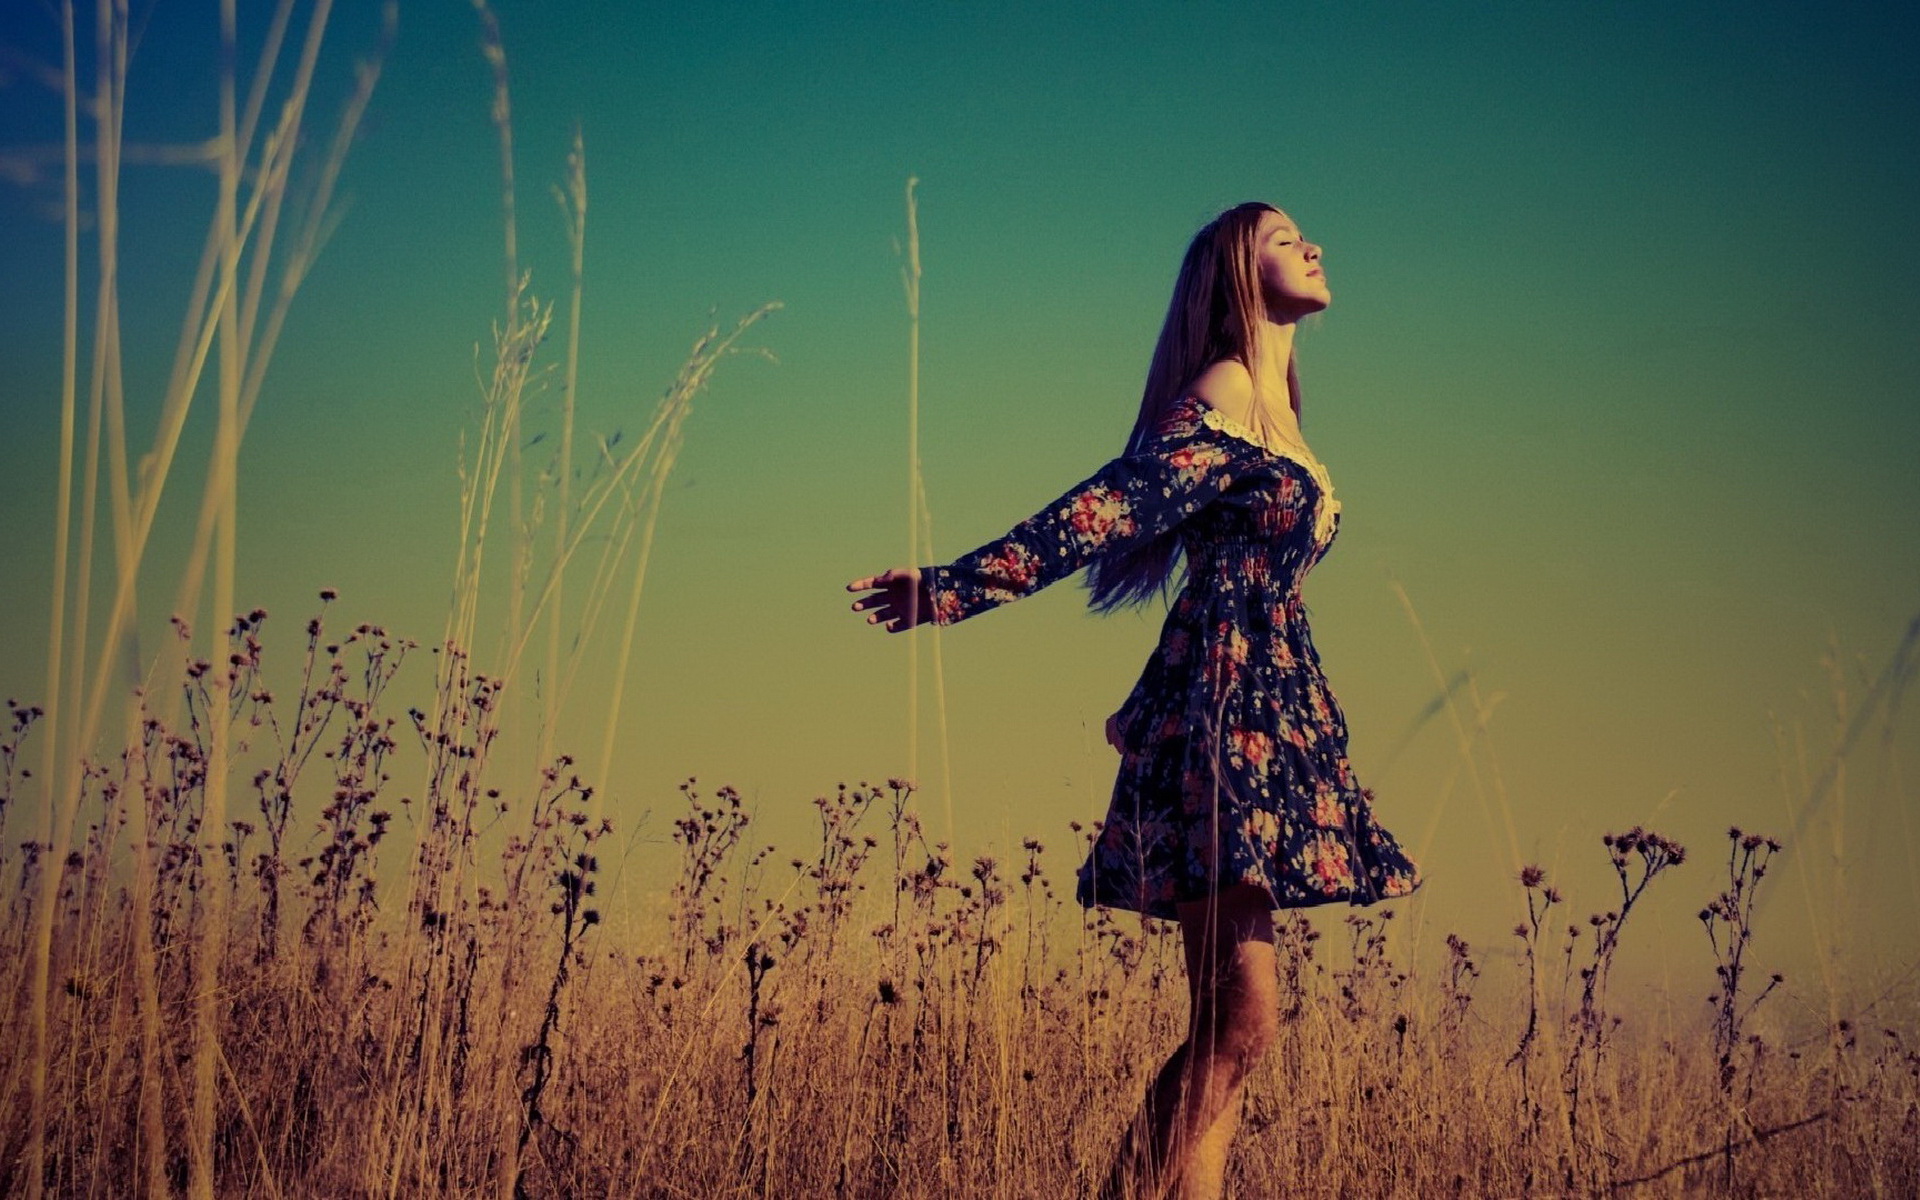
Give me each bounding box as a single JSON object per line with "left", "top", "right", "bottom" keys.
{"left": 1186, "top": 359, "right": 1258, "bottom": 426}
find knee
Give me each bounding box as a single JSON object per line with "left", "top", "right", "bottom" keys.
{"left": 1235, "top": 1005, "right": 1282, "bottom": 1063}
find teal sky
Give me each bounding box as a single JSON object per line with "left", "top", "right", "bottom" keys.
{"left": 1, "top": 1, "right": 1916, "bottom": 1002}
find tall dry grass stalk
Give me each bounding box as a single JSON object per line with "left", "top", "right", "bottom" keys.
{"left": 896, "top": 175, "right": 955, "bottom": 848}
{"left": 347, "top": 7, "right": 780, "bottom": 1191}
{"left": 15, "top": 2, "right": 392, "bottom": 1196}
{"left": 901, "top": 178, "right": 923, "bottom": 784}
{"left": 539, "top": 125, "right": 586, "bottom": 776}
{"left": 468, "top": 0, "right": 534, "bottom": 789}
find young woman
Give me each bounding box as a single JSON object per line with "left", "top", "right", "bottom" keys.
{"left": 846, "top": 202, "right": 1422, "bottom": 1199}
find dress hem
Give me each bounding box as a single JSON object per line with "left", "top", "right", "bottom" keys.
{"left": 1073, "top": 867, "right": 1424, "bottom": 925}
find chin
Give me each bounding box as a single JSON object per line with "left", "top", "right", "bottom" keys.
{"left": 1266, "top": 288, "right": 1331, "bottom": 320}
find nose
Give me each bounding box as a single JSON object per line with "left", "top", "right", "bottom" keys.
{"left": 1304, "top": 241, "right": 1321, "bottom": 261}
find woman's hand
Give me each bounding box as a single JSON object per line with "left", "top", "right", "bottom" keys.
{"left": 846, "top": 567, "right": 935, "bottom": 633}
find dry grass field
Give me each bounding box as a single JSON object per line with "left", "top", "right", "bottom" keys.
{"left": 2, "top": 664, "right": 1916, "bottom": 1196}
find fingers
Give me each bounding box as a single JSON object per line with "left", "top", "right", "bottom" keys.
{"left": 851, "top": 594, "right": 906, "bottom": 618}
{"left": 855, "top": 599, "right": 917, "bottom": 629}
{"left": 846, "top": 567, "right": 909, "bottom": 593}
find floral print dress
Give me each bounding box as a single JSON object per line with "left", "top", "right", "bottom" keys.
{"left": 925, "top": 392, "right": 1423, "bottom": 921}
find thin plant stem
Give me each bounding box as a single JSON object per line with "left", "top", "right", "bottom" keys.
{"left": 902, "top": 176, "right": 923, "bottom": 820}
{"left": 25, "top": 3, "right": 82, "bottom": 1193}
{"left": 165, "top": 0, "right": 364, "bottom": 688}
{"left": 914, "top": 468, "right": 955, "bottom": 857}
{"left": 587, "top": 308, "right": 780, "bottom": 826}
{"left": 1389, "top": 575, "right": 1523, "bottom": 966}
{"left": 540, "top": 126, "right": 585, "bottom": 775}
{"left": 185, "top": 0, "right": 243, "bottom": 1191}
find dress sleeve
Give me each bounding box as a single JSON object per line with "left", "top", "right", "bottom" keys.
{"left": 922, "top": 411, "right": 1264, "bottom": 627}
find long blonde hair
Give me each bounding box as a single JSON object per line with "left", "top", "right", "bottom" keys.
{"left": 1084, "top": 201, "right": 1304, "bottom": 615}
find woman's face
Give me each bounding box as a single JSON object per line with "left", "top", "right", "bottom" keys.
{"left": 1254, "top": 208, "right": 1328, "bottom": 318}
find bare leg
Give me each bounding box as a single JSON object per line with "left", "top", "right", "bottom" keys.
{"left": 1098, "top": 885, "right": 1278, "bottom": 1200}
{"left": 1098, "top": 1048, "right": 1250, "bottom": 1200}
{"left": 1182, "top": 1080, "right": 1247, "bottom": 1198}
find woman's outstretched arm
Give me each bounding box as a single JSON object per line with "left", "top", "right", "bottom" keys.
{"left": 846, "top": 411, "right": 1265, "bottom": 631}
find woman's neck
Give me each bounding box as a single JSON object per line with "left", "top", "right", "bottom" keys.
{"left": 1250, "top": 320, "right": 1297, "bottom": 422}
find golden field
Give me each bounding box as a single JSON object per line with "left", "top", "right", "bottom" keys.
{"left": 3, "top": 675, "right": 1915, "bottom": 1196}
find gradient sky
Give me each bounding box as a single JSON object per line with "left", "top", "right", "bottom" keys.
{"left": 1, "top": 0, "right": 1916, "bottom": 1007}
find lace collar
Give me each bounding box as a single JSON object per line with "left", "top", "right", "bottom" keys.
{"left": 1195, "top": 402, "right": 1342, "bottom": 546}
